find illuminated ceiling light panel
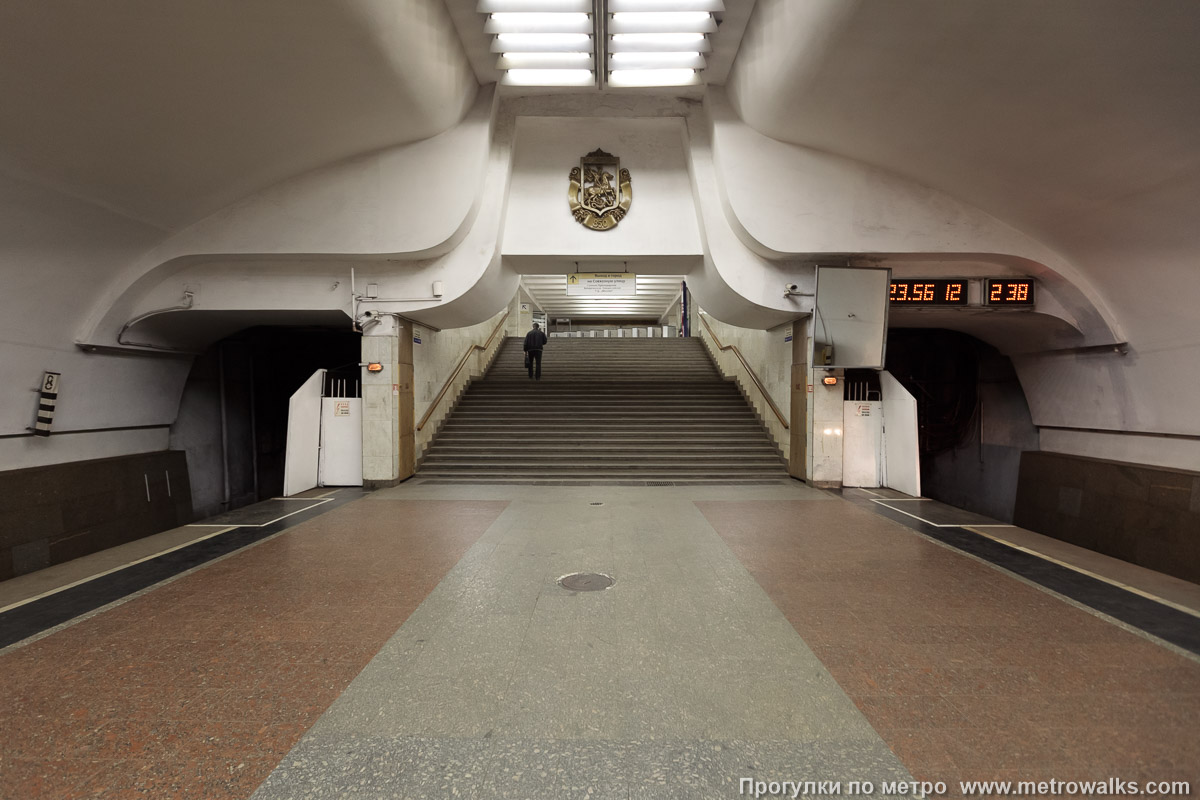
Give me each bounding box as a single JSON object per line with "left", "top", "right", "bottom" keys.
{"left": 491, "top": 32, "right": 593, "bottom": 53}
{"left": 498, "top": 52, "right": 593, "bottom": 70}
{"left": 609, "top": 51, "right": 705, "bottom": 70}
{"left": 478, "top": 0, "right": 590, "bottom": 11}
{"left": 607, "top": 68, "right": 698, "bottom": 87}
{"left": 481, "top": 0, "right": 594, "bottom": 85}
{"left": 608, "top": 12, "right": 717, "bottom": 34}
{"left": 608, "top": 0, "right": 724, "bottom": 11}
{"left": 504, "top": 68, "right": 595, "bottom": 86}
{"left": 481, "top": 1, "right": 721, "bottom": 87}
{"left": 485, "top": 12, "right": 591, "bottom": 34}
{"left": 608, "top": 32, "right": 710, "bottom": 53}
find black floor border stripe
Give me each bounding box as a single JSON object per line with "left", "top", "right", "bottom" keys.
{"left": 844, "top": 492, "right": 1200, "bottom": 656}
{"left": 0, "top": 490, "right": 366, "bottom": 650}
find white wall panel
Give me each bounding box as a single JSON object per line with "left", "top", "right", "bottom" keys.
{"left": 283, "top": 370, "right": 325, "bottom": 497}
{"left": 843, "top": 401, "right": 882, "bottom": 488}
{"left": 503, "top": 116, "right": 702, "bottom": 264}
{"left": 319, "top": 398, "right": 363, "bottom": 487}
{"left": 881, "top": 370, "right": 921, "bottom": 498}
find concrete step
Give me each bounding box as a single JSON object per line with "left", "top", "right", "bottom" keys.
{"left": 421, "top": 449, "right": 785, "bottom": 461}
{"left": 432, "top": 434, "right": 775, "bottom": 443}
{"left": 473, "top": 384, "right": 732, "bottom": 390}
{"left": 463, "top": 395, "right": 741, "bottom": 402}
{"left": 418, "top": 468, "right": 790, "bottom": 479}
{"left": 437, "top": 424, "right": 768, "bottom": 433}
{"left": 425, "top": 444, "right": 781, "bottom": 454}
{"left": 468, "top": 386, "right": 738, "bottom": 393}
{"left": 452, "top": 403, "right": 751, "bottom": 412}
{"left": 456, "top": 399, "right": 746, "bottom": 405}
{"left": 415, "top": 478, "right": 791, "bottom": 484}
{"left": 486, "top": 373, "right": 719, "bottom": 379}
{"left": 417, "top": 457, "right": 784, "bottom": 467}
{"left": 442, "top": 417, "right": 761, "bottom": 426}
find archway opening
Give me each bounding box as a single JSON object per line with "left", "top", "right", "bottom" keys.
{"left": 170, "top": 325, "right": 361, "bottom": 518}
{"left": 884, "top": 329, "right": 1038, "bottom": 522}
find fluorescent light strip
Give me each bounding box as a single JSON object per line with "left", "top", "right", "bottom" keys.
{"left": 609, "top": 51, "right": 705, "bottom": 70}
{"left": 492, "top": 32, "right": 592, "bottom": 52}
{"left": 499, "top": 52, "right": 593, "bottom": 70}
{"left": 608, "top": 12, "right": 716, "bottom": 34}
{"left": 609, "top": 32, "right": 709, "bottom": 52}
{"left": 612, "top": 11, "right": 712, "bottom": 23}
{"left": 608, "top": 0, "right": 724, "bottom": 11}
{"left": 478, "top": 0, "right": 590, "bottom": 11}
{"left": 485, "top": 12, "right": 592, "bottom": 34}
{"left": 505, "top": 68, "right": 595, "bottom": 86}
{"left": 608, "top": 68, "right": 698, "bottom": 87}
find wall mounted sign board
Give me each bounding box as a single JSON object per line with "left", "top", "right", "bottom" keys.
{"left": 566, "top": 272, "right": 637, "bottom": 297}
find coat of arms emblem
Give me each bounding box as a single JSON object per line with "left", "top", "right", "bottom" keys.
{"left": 568, "top": 149, "right": 632, "bottom": 231}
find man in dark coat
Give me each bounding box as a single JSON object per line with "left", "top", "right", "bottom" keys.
{"left": 523, "top": 322, "right": 548, "bottom": 380}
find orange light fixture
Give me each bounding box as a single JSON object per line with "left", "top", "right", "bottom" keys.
{"left": 366, "top": 362, "right": 384, "bottom": 373}
{"left": 822, "top": 376, "right": 838, "bottom": 385}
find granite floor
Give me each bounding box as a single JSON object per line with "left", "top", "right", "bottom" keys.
{"left": 2, "top": 482, "right": 1197, "bottom": 799}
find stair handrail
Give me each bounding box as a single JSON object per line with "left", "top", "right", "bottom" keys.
{"left": 416, "top": 311, "right": 510, "bottom": 432}
{"left": 697, "top": 313, "right": 789, "bottom": 430}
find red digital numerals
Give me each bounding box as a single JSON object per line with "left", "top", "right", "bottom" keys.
{"left": 888, "top": 280, "right": 968, "bottom": 305}
{"left": 986, "top": 280, "right": 1034, "bottom": 305}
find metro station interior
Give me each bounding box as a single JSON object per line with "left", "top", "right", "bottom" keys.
{"left": 1, "top": 1, "right": 1198, "bottom": 797}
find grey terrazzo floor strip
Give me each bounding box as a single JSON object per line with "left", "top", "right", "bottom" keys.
{"left": 252, "top": 483, "right": 909, "bottom": 799}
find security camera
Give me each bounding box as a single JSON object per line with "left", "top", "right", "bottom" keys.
{"left": 786, "top": 284, "right": 799, "bottom": 293}
{"left": 362, "top": 310, "right": 376, "bottom": 319}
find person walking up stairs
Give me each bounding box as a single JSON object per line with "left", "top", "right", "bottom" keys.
{"left": 523, "top": 322, "right": 547, "bottom": 380}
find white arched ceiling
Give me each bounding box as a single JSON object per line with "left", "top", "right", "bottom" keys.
{"left": 727, "top": 0, "right": 1200, "bottom": 355}
{"left": 726, "top": 0, "right": 1200, "bottom": 449}
{"left": 0, "top": 0, "right": 480, "bottom": 456}
{"left": 0, "top": 0, "right": 477, "bottom": 231}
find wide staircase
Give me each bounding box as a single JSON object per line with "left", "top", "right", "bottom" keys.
{"left": 417, "top": 337, "right": 789, "bottom": 483}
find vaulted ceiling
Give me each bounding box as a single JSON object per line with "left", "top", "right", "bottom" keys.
{"left": 0, "top": 0, "right": 476, "bottom": 231}
{"left": 726, "top": 0, "right": 1200, "bottom": 344}
{"left": 2, "top": 0, "right": 1198, "bottom": 331}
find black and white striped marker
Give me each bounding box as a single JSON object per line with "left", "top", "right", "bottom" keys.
{"left": 35, "top": 372, "right": 60, "bottom": 437}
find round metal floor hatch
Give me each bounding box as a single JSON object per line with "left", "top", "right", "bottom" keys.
{"left": 557, "top": 572, "right": 615, "bottom": 592}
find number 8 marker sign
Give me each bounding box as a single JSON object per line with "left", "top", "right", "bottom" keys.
{"left": 34, "top": 371, "right": 60, "bottom": 437}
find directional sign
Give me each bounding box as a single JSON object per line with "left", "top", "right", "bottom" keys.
{"left": 566, "top": 272, "right": 637, "bottom": 297}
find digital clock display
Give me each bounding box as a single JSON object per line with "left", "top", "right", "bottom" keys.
{"left": 889, "top": 279, "right": 968, "bottom": 306}
{"left": 984, "top": 279, "right": 1035, "bottom": 306}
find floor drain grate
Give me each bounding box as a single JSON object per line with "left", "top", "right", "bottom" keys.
{"left": 557, "top": 572, "right": 615, "bottom": 592}
{"left": 647, "top": 481, "right": 674, "bottom": 487}
{"left": 589, "top": 502, "right": 604, "bottom": 506}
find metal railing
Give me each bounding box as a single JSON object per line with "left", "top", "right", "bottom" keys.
{"left": 697, "top": 314, "right": 789, "bottom": 430}
{"left": 416, "top": 311, "right": 510, "bottom": 432}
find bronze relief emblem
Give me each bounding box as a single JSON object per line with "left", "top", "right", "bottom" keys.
{"left": 568, "top": 149, "right": 632, "bottom": 231}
